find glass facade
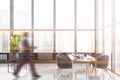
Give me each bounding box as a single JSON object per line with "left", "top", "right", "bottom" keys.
{"left": 0, "top": 0, "right": 95, "bottom": 53}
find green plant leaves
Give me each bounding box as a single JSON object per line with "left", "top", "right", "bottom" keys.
{"left": 10, "top": 34, "right": 22, "bottom": 51}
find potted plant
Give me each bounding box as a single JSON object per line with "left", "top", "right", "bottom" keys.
{"left": 10, "top": 34, "right": 22, "bottom": 51}
{"left": 10, "top": 34, "right": 22, "bottom": 61}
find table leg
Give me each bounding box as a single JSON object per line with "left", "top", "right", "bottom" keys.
{"left": 94, "top": 61, "right": 97, "bottom": 79}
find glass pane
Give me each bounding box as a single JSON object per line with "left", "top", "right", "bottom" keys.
{"left": 77, "top": 0, "right": 95, "bottom": 29}
{"left": 34, "top": 0, "right": 53, "bottom": 29}
{"left": 56, "top": 0, "right": 74, "bottom": 29}
{"left": 56, "top": 31, "right": 74, "bottom": 52}
{"left": 14, "top": 0, "right": 31, "bottom": 29}
{"left": 34, "top": 31, "right": 53, "bottom": 52}
{"left": 104, "top": 0, "right": 111, "bottom": 26}
{"left": 115, "top": 0, "right": 120, "bottom": 24}
{"left": 115, "top": 25, "right": 120, "bottom": 74}
{"left": 97, "top": 0, "right": 103, "bottom": 29}
{"left": 115, "top": 0, "right": 120, "bottom": 74}
{"left": 104, "top": 27, "right": 111, "bottom": 69}
{"left": 96, "top": 30, "right": 103, "bottom": 53}
{"left": 77, "top": 31, "right": 95, "bottom": 52}
{"left": 0, "top": 0, "right": 10, "bottom": 29}
{"left": 0, "top": 31, "right": 10, "bottom": 52}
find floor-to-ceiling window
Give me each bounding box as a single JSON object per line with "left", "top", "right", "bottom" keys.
{"left": 115, "top": 0, "right": 120, "bottom": 74}
{"left": 14, "top": 0, "right": 31, "bottom": 29}
{"left": 0, "top": 0, "right": 95, "bottom": 56}
{"left": 104, "top": 0, "right": 112, "bottom": 70}
{"left": 97, "top": 0, "right": 112, "bottom": 71}
{"left": 0, "top": 0, "right": 101, "bottom": 56}
{"left": 97, "top": 0, "right": 120, "bottom": 74}
{"left": 34, "top": 0, "right": 95, "bottom": 53}
{"left": 96, "top": 0, "right": 103, "bottom": 53}
{"left": 77, "top": 0, "right": 95, "bottom": 52}
{"left": 0, "top": 0, "right": 10, "bottom": 52}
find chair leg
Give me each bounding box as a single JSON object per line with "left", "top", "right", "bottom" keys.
{"left": 8, "top": 63, "right": 15, "bottom": 73}
{"left": 8, "top": 63, "right": 10, "bottom": 73}
{"left": 92, "top": 67, "right": 96, "bottom": 76}
{"left": 105, "top": 68, "right": 112, "bottom": 79}
{"left": 54, "top": 68, "right": 60, "bottom": 80}
{"left": 92, "top": 67, "right": 94, "bottom": 73}
{"left": 56, "top": 68, "right": 61, "bottom": 78}
{"left": 57, "top": 68, "right": 60, "bottom": 74}
{"left": 69, "top": 68, "right": 73, "bottom": 78}
{"left": 101, "top": 69, "right": 106, "bottom": 80}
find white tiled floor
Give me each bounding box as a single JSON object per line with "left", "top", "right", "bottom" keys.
{"left": 0, "top": 63, "right": 120, "bottom": 80}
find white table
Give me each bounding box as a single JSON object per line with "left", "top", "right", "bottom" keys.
{"left": 68, "top": 54, "right": 97, "bottom": 80}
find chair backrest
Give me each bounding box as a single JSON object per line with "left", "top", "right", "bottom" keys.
{"left": 56, "top": 53, "right": 72, "bottom": 69}
{"left": 91, "top": 53, "right": 102, "bottom": 59}
{"left": 94, "top": 55, "right": 109, "bottom": 68}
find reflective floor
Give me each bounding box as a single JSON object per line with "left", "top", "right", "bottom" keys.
{"left": 0, "top": 63, "right": 120, "bottom": 80}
